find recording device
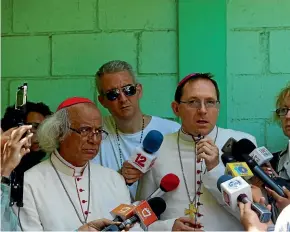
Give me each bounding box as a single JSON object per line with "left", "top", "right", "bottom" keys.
{"left": 111, "top": 173, "right": 179, "bottom": 223}
{"left": 147, "top": 173, "right": 180, "bottom": 199}
{"left": 128, "top": 130, "right": 164, "bottom": 174}
{"left": 10, "top": 83, "right": 28, "bottom": 208}
{"left": 102, "top": 197, "right": 166, "bottom": 231}
{"left": 238, "top": 194, "right": 272, "bottom": 223}
{"left": 231, "top": 139, "right": 286, "bottom": 197}
{"left": 217, "top": 175, "right": 252, "bottom": 212}
{"left": 225, "top": 162, "right": 254, "bottom": 180}
{"left": 222, "top": 137, "right": 237, "bottom": 153}
{"left": 217, "top": 175, "right": 271, "bottom": 223}
{"left": 249, "top": 146, "right": 273, "bottom": 166}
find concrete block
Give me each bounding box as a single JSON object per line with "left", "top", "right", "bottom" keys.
{"left": 269, "top": 30, "right": 290, "bottom": 73}
{"left": 228, "top": 118, "right": 265, "bottom": 146}
{"left": 52, "top": 33, "right": 137, "bottom": 76}
{"left": 228, "top": 0, "right": 290, "bottom": 29}
{"left": 138, "top": 75, "right": 177, "bottom": 118}
{"left": 227, "top": 31, "right": 262, "bottom": 74}
{"left": 99, "top": 0, "right": 176, "bottom": 30}
{"left": 1, "top": 0, "right": 12, "bottom": 34}
{"left": 228, "top": 75, "right": 290, "bottom": 119}
{"left": 13, "top": 0, "right": 97, "bottom": 33}
{"left": 1, "top": 80, "right": 10, "bottom": 118}
{"left": 265, "top": 121, "right": 288, "bottom": 152}
{"left": 1, "top": 36, "right": 50, "bottom": 77}
{"left": 139, "top": 31, "right": 177, "bottom": 73}
{"left": 9, "top": 78, "right": 96, "bottom": 112}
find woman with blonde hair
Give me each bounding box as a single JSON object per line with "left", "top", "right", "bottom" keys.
{"left": 270, "top": 84, "right": 290, "bottom": 180}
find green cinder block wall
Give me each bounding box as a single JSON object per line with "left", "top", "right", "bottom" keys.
{"left": 2, "top": 0, "right": 290, "bottom": 153}
{"left": 1, "top": 0, "right": 178, "bottom": 119}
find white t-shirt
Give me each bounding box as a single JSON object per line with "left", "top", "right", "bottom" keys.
{"left": 274, "top": 204, "right": 290, "bottom": 232}
{"left": 92, "top": 115, "right": 181, "bottom": 198}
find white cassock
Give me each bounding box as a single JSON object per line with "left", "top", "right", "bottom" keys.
{"left": 14, "top": 150, "right": 135, "bottom": 231}
{"left": 137, "top": 126, "right": 257, "bottom": 231}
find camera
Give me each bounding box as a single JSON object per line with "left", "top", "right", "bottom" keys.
{"left": 10, "top": 83, "right": 28, "bottom": 207}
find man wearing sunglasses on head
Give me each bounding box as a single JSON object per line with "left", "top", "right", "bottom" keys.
{"left": 92, "top": 60, "right": 181, "bottom": 199}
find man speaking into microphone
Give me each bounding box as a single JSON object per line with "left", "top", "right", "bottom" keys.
{"left": 134, "top": 73, "right": 258, "bottom": 231}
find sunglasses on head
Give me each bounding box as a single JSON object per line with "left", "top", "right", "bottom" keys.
{"left": 103, "top": 84, "right": 138, "bottom": 101}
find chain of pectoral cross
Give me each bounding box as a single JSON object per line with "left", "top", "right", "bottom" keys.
{"left": 178, "top": 131, "right": 205, "bottom": 229}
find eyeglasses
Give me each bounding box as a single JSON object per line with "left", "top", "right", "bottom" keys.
{"left": 70, "top": 127, "right": 108, "bottom": 140}
{"left": 276, "top": 107, "right": 290, "bottom": 117}
{"left": 179, "top": 99, "right": 220, "bottom": 109}
{"left": 103, "top": 84, "right": 138, "bottom": 101}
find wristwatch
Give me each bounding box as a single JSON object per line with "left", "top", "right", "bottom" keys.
{"left": 1, "top": 176, "right": 11, "bottom": 186}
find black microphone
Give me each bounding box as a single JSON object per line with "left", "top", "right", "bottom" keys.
{"left": 221, "top": 153, "right": 236, "bottom": 166}
{"left": 232, "top": 139, "right": 286, "bottom": 197}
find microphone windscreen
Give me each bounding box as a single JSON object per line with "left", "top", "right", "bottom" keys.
{"left": 143, "top": 130, "right": 164, "bottom": 154}
{"left": 160, "top": 173, "right": 180, "bottom": 192}
{"left": 232, "top": 139, "right": 256, "bottom": 160}
{"left": 221, "top": 153, "right": 236, "bottom": 166}
{"left": 148, "top": 197, "right": 166, "bottom": 217}
{"left": 217, "top": 175, "right": 233, "bottom": 192}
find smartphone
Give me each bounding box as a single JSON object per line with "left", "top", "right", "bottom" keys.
{"left": 14, "top": 83, "right": 28, "bottom": 126}
{"left": 222, "top": 137, "right": 237, "bottom": 153}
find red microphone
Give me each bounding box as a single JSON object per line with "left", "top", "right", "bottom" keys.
{"left": 147, "top": 173, "right": 180, "bottom": 199}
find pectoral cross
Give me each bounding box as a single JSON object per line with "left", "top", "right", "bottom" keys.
{"left": 184, "top": 203, "right": 197, "bottom": 219}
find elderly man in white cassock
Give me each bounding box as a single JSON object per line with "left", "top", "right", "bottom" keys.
{"left": 14, "top": 97, "right": 136, "bottom": 231}
{"left": 134, "top": 73, "right": 258, "bottom": 231}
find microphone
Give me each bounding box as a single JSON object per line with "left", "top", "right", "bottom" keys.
{"left": 221, "top": 151, "right": 253, "bottom": 180}
{"left": 231, "top": 139, "right": 286, "bottom": 197}
{"left": 221, "top": 153, "right": 236, "bottom": 166}
{"left": 217, "top": 175, "right": 271, "bottom": 223}
{"left": 102, "top": 197, "right": 166, "bottom": 231}
{"left": 111, "top": 204, "right": 136, "bottom": 222}
{"left": 238, "top": 194, "right": 272, "bottom": 223}
{"left": 225, "top": 162, "right": 254, "bottom": 180}
{"left": 248, "top": 146, "right": 273, "bottom": 166}
{"left": 128, "top": 130, "right": 164, "bottom": 173}
{"left": 147, "top": 173, "right": 180, "bottom": 199}
{"left": 217, "top": 175, "right": 252, "bottom": 212}
{"left": 110, "top": 173, "right": 179, "bottom": 222}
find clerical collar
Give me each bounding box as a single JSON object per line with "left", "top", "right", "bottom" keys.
{"left": 51, "top": 150, "right": 87, "bottom": 177}
{"left": 180, "top": 126, "right": 218, "bottom": 142}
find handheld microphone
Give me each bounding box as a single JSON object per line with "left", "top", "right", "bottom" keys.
{"left": 111, "top": 204, "right": 136, "bottom": 222}
{"left": 221, "top": 153, "right": 236, "bottom": 166}
{"left": 225, "top": 162, "right": 254, "bottom": 180}
{"left": 232, "top": 139, "right": 286, "bottom": 197}
{"left": 238, "top": 194, "right": 272, "bottom": 223}
{"left": 217, "top": 175, "right": 252, "bottom": 212}
{"left": 217, "top": 175, "right": 271, "bottom": 223}
{"left": 102, "top": 197, "right": 166, "bottom": 231}
{"left": 128, "top": 130, "right": 164, "bottom": 174}
{"left": 147, "top": 173, "right": 180, "bottom": 199}
{"left": 221, "top": 153, "right": 253, "bottom": 180}
{"left": 249, "top": 146, "right": 273, "bottom": 166}
{"left": 110, "top": 173, "right": 179, "bottom": 222}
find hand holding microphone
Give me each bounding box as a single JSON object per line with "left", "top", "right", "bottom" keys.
{"left": 102, "top": 197, "right": 166, "bottom": 231}
{"left": 265, "top": 186, "right": 290, "bottom": 211}
{"left": 217, "top": 175, "right": 272, "bottom": 223}
{"left": 239, "top": 201, "right": 272, "bottom": 232}
{"left": 123, "top": 130, "right": 164, "bottom": 185}
{"left": 196, "top": 138, "right": 219, "bottom": 171}
{"left": 78, "top": 218, "right": 126, "bottom": 232}
{"left": 121, "top": 161, "right": 143, "bottom": 184}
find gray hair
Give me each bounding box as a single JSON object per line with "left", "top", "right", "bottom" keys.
{"left": 95, "top": 60, "right": 137, "bottom": 93}
{"left": 37, "top": 109, "right": 71, "bottom": 153}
